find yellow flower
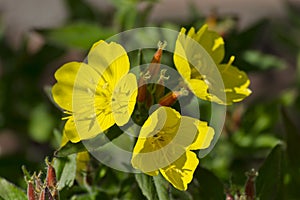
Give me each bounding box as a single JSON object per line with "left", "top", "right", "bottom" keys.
{"left": 131, "top": 106, "right": 214, "bottom": 190}
{"left": 52, "top": 40, "right": 138, "bottom": 142}
{"left": 174, "top": 24, "right": 251, "bottom": 105}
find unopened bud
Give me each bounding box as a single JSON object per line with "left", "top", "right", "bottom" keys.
{"left": 46, "top": 160, "right": 57, "bottom": 190}
{"left": 159, "top": 88, "right": 189, "bottom": 106}
{"left": 39, "top": 186, "right": 54, "bottom": 200}
{"left": 137, "top": 72, "right": 149, "bottom": 103}
{"left": 148, "top": 41, "right": 167, "bottom": 79}
{"left": 27, "top": 181, "right": 37, "bottom": 200}
{"left": 244, "top": 168, "right": 258, "bottom": 200}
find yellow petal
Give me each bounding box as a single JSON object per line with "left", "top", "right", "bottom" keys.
{"left": 189, "top": 120, "right": 215, "bottom": 150}
{"left": 72, "top": 62, "right": 111, "bottom": 140}
{"left": 197, "top": 25, "right": 225, "bottom": 64}
{"left": 145, "top": 170, "right": 159, "bottom": 176}
{"left": 87, "top": 40, "right": 130, "bottom": 87}
{"left": 60, "top": 131, "right": 69, "bottom": 147}
{"left": 63, "top": 116, "right": 81, "bottom": 143}
{"left": 131, "top": 107, "right": 185, "bottom": 173}
{"left": 188, "top": 79, "right": 210, "bottom": 100}
{"left": 52, "top": 62, "right": 81, "bottom": 111}
{"left": 112, "top": 73, "right": 138, "bottom": 126}
{"left": 173, "top": 39, "right": 191, "bottom": 79}
{"left": 160, "top": 151, "right": 199, "bottom": 191}
{"left": 218, "top": 62, "right": 252, "bottom": 104}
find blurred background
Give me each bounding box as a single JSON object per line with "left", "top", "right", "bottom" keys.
{"left": 0, "top": 0, "right": 300, "bottom": 199}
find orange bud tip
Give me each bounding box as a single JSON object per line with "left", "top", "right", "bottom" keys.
{"left": 158, "top": 92, "right": 178, "bottom": 106}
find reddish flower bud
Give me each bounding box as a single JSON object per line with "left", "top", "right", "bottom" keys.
{"left": 46, "top": 162, "right": 57, "bottom": 190}
{"left": 148, "top": 41, "right": 167, "bottom": 79}
{"left": 27, "top": 181, "right": 37, "bottom": 200}
{"left": 244, "top": 169, "right": 258, "bottom": 200}
{"left": 39, "top": 187, "right": 54, "bottom": 200}
{"left": 137, "top": 80, "right": 147, "bottom": 102}
{"left": 158, "top": 92, "right": 178, "bottom": 106}
{"left": 159, "top": 88, "right": 188, "bottom": 106}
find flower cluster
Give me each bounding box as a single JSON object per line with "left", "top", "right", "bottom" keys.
{"left": 52, "top": 24, "right": 251, "bottom": 191}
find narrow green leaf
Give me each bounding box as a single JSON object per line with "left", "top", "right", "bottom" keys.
{"left": 193, "top": 166, "right": 225, "bottom": 200}
{"left": 0, "top": 177, "right": 27, "bottom": 200}
{"left": 153, "top": 174, "right": 170, "bottom": 200}
{"left": 53, "top": 154, "right": 77, "bottom": 190}
{"left": 281, "top": 108, "right": 300, "bottom": 181}
{"left": 55, "top": 125, "right": 124, "bottom": 157}
{"left": 55, "top": 141, "right": 86, "bottom": 157}
{"left": 135, "top": 173, "right": 158, "bottom": 200}
{"left": 256, "top": 144, "right": 285, "bottom": 200}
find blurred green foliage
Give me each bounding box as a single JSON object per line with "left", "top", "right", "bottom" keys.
{"left": 0, "top": 0, "right": 300, "bottom": 199}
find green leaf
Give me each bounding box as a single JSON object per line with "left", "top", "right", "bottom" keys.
{"left": 44, "top": 22, "right": 114, "bottom": 50}
{"left": 135, "top": 173, "right": 158, "bottom": 200}
{"left": 135, "top": 173, "right": 171, "bottom": 200}
{"left": 192, "top": 166, "right": 225, "bottom": 200}
{"left": 55, "top": 125, "right": 124, "bottom": 157}
{"left": 28, "top": 103, "right": 55, "bottom": 143}
{"left": 242, "top": 50, "right": 286, "bottom": 71}
{"left": 153, "top": 174, "right": 170, "bottom": 200}
{"left": 0, "top": 177, "right": 27, "bottom": 200}
{"left": 256, "top": 144, "right": 285, "bottom": 200}
{"left": 55, "top": 141, "right": 86, "bottom": 157}
{"left": 53, "top": 154, "right": 77, "bottom": 190}
{"left": 281, "top": 108, "right": 300, "bottom": 181}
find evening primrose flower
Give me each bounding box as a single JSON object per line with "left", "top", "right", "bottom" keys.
{"left": 174, "top": 24, "right": 251, "bottom": 105}
{"left": 52, "top": 40, "right": 137, "bottom": 142}
{"left": 131, "top": 106, "right": 214, "bottom": 190}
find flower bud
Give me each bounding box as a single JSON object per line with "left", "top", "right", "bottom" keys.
{"left": 244, "top": 169, "right": 258, "bottom": 200}
{"left": 27, "top": 181, "right": 37, "bottom": 200}
{"left": 148, "top": 41, "right": 167, "bottom": 80}
{"left": 46, "top": 161, "right": 57, "bottom": 190}
{"left": 158, "top": 88, "right": 188, "bottom": 106}
{"left": 39, "top": 187, "right": 54, "bottom": 200}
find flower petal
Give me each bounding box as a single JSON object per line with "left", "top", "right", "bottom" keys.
{"left": 188, "top": 79, "right": 210, "bottom": 100}
{"left": 196, "top": 25, "right": 225, "bottom": 64}
{"left": 218, "top": 62, "right": 252, "bottom": 104}
{"left": 63, "top": 116, "right": 81, "bottom": 143}
{"left": 159, "top": 151, "right": 199, "bottom": 191}
{"left": 52, "top": 62, "right": 81, "bottom": 111}
{"left": 112, "top": 73, "right": 138, "bottom": 126}
{"left": 87, "top": 40, "right": 130, "bottom": 87}
{"left": 189, "top": 120, "right": 215, "bottom": 150}
{"left": 131, "top": 107, "right": 186, "bottom": 172}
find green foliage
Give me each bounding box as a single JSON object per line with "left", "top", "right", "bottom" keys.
{"left": 44, "top": 22, "right": 114, "bottom": 50}
{"left": 192, "top": 167, "right": 225, "bottom": 200}
{"left": 0, "top": 178, "right": 27, "bottom": 200}
{"left": 256, "top": 144, "right": 285, "bottom": 200}
{"left": 135, "top": 173, "right": 159, "bottom": 200}
{"left": 54, "top": 154, "right": 77, "bottom": 190}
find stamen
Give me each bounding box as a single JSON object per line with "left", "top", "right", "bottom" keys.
{"left": 223, "top": 56, "right": 235, "bottom": 72}
{"left": 143, "top": 70, "right": 151, "bottom": 80}
{"left": 157, "top": 40, "right": 167, "bottom": 50}
{"left": 159, "top": 69, "right": 170, "bottom": 81}
{"left": 102, "top": 82, "right": 109, "bottom": 89}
